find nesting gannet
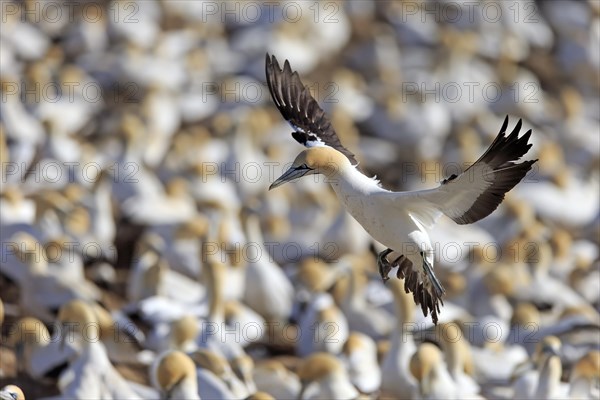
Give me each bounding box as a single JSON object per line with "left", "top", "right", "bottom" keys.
{"left": 189, "top": 348, "right": 249, "bottom": 399}
{"left": 56, "top": 300, "right": 143, "bottom": 399}
{"left": 241, "top": 210, "right": 294, "bottom": 322}
{"left": 7, "top": 317, "right": 72, "bottom": 379}
{"left": 297, "top": 293, "right": 350, "bottom": 358}
{"left": 569, "top": 351, "right": 600, "bottom": 399}
{"left": 196, "top": 255, "right": 246, "bottom": 362}
{"left": 90, "top": 303, "right": 155, "bottom": 366}
{"left": 9, "top": 232, "right": 100, "bottom": 322}
{"left": 341, "top": 332, "right": 381, "bottom": 394}
{"left": 223, "top": 300, "right": 266, "bottom": 348}
{"left": 512, "top": 336, "right": 568, "bottom": 400}
{"left": 127, "top": 233, "right": 168, "bottom": 303}
{"left": 214, "top": 211, "right": 248, "bottom": 301}
{"left": 151, "top": 350, "right": 200, "bottom": 400}
{"left": 297, "top": 352, "right": 359, "bottom": 400}
{"left": 252, "top": 360, "right": 301, "bottom": 399}
{"left": 246, "top": 392, "right": 276, "bottom": 400}
{"left": 294, "top": 263, "right": 350, "bottom": 357}
{"left": 166, "top": 215, "right": 210, "bottom": 277}
{"left": 435, "top": 322, "right": 481, "bottom": 397}
{"left": 513, "top": 240, "right": 587, "bottom": 314}
{"left": 409, "top": 342, "right": 458, "bottom": 399}
{"left": 160, "top": 314, "right": 200, "bottom": 353}
{"left": 141, "top": 87, "right": 181, "bottom": 168}
{"left": 0, "top": 186, "right": 35, "bottom": 225}
{"left": 121, "top": 177, "right": 197, "bottom": 225}
{"left": 230, "top": 354, "right": 258, "bottom": 396}
{"left": 266, "top": 54, "right": 537, "bottom": 324}
{"left": 380, "top": 278, "right": 418, "bottom": 398}
{"left": 0, "top": 385, "right": 24, "bottom": 400}
{"left": 336, "top": 255, "right": 394, "bottom": 340}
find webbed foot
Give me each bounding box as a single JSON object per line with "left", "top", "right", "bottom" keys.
{"left": 377, "top": 248, "right": 394, "bottom": 282}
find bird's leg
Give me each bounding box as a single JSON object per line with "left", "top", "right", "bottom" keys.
{"left": 377, "top": 248, "right": 394, "bottom": 282}
{"left": 420, "top": 251, "right": 445, "bottom": 299}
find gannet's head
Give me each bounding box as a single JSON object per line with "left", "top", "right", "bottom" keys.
{"left": 0, "top": 385, "right": 25, "bottom": 400}
{"left": 8, "top": 317, "right": 51, "bottom": 348}
{"left": 246, "top": 392, "right": 276, "bottom": 400}
{"left": 152, "top": 350, "right": 197, "bottom": 397}
{"left": 298, "top": 352, "right": 346, "bottom": 397}
{"left": 538, "top": 335, "right": 562, "bottom": 358}
{"left": 570, "top": 351, "right": 600, "bottom": 382}
{"left": 410, "top": 342, "right": 445, "bottom": 395}
{"left": 269, "top": 147, "right": 349, "bottom": 190}
{"left": 57, "top": 299, "right": 99, "bottom": 349}
{"left": 169, "top": 315, "right": 199, "bottom": 350}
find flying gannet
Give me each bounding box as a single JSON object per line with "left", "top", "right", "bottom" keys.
{"left": 265, "top": 54, "right": 537, "bottom": 324}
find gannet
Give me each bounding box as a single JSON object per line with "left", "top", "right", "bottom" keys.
{"left": 90, "top": 303, "right": 155, "bottom": 366}
{"left": 409, "top": 342, "right": 458, "bottom": 399}
{"left": 247, "top": 392, "right": 276, "bottom": 400}
{"left": 151, "top": 350, "right": 200, "bottom": 400}
{"left": 56, "top": 300, "right": 143, "bottom": 399}
{"left": 8, "top": 317, "right": 72, "bottom": 379}
{"left": 341, "top": 332, "right": 381, "bottom": 394}
{"left": 230, "top": 354, "right": 258, "bottom": 396}
{"left": 0, "top": 385, "right": 24, "bottom": 400}
{"left": 266, "top": 54, "right": 537, "bottom": 324}
{"left": 252, "top": 360, "right": 302, "bottom": 399}
{"left": 569, "top": 350, "right": 600, "bottom": 399}
{"left": 297, "top": 352, "right": 359, "bottom": 400}
{"left": 435, "top": 323, "right": 481, "bottom": 397}
{"left": 188, "top": 348, "right": 248, "bottom": 399}
{"left": 241, "top": 210, "right": 294, "bottom": 322}
{"left": 296, "top": 291, "right": 349, "bottom": 357}
{"left": 196, "top": 255, "right": 246, "bottom": 362}
{"left": 380, "top": 278, "right": 418, "bottom": 398}
{"left": 334, "top": 255, "right": 394, "bottom": 340}
{"left": 223, "top": 300, "right": 266, "bottom": 348}
{"left": 512, "top": 336, "right": 567, "bottom": 399}
{"left": 336, "top": 255, "right": 394, "bottom": 340}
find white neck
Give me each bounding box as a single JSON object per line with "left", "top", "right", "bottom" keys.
{"left": 327, "top": 165, "right": 385, "bottom": 197}
{"left": 535, "top": 356, "right": 562, "bottom": 399}
{"left": 569, "top": 377, "right": 592, "bottom": 398}
{"left": 168, "top": 378, "right": 200, "bottom": 400}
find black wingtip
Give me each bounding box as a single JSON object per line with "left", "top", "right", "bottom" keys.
{"left": 500, "top": 115, "right": 509, "bottom": 135}
{"left": 283, "top": 59, "right": 292, "bottom": 75}
{"left": 264, "top": 54, "right": 359, "bottom": 166}
{"left": 511, "top": 119, "right": 523, "bottom": 138}
{"left": 266, "top": 53, "right": 284, "bottom": 75}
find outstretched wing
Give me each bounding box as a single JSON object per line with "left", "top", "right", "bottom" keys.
{"left": 388, "top": 117, "right": 536, "bottom": 324}
{"left": 405, "top": 116, "right": 537, "bottom": 226}
{"left": 265, "top": 54, "right": 358, "bottom": 165}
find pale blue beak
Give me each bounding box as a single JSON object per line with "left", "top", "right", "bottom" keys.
{"left": 269, "top": 165, "right": 313, "bottom": 190}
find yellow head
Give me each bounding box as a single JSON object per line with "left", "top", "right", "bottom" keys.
{"left": 1, "top": 385, "right": 25, "bottom": 400}
{"left": 154, "top": 350, "right": 197, "bottom": 394}
{"left": 269, "top": 147, "right": 349, "bottom": 190}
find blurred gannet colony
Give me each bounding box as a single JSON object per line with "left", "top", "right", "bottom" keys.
{"left": 0, "top": 1, "right": 599, "bottom": 399}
